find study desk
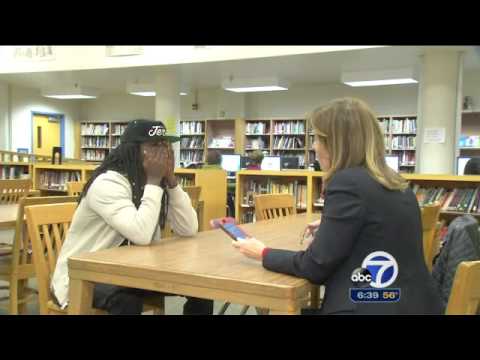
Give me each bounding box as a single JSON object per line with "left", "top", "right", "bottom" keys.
{"left": 0, "top": 204, "right": 18, "bottom": 230}
{"left": 68, "top": 213, "right": 321, "bottom": 315}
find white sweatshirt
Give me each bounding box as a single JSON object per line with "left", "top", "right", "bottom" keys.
{"left": 51, "top": 170, "right": 198, "bottom": 307}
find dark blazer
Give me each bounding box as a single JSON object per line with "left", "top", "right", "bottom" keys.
{"left": 263, "top": 167, "right": 443, "bottom": 315}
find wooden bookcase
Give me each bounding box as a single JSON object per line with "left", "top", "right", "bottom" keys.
{"left": 78, "top": 121, "right": 130, "bottom": 161}
{"left": 235, "top": 170, "right": 480, "bottom": 224}
{"left": 32, "top": 163, "right": 98, "bottom": 195}
{"left": 459, "top": 111, "right": 480, "bottom": 160}
{"left": 0, "top": 150, "right": 52, "bottom": 180}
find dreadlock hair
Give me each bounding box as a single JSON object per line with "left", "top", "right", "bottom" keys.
{"left": 80, "top": 141, "right": 169, "bottom": 230}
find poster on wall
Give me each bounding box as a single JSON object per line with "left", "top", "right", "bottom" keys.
{"left": 424, "top": 128, "right": 446, "bottom": 144}
{"left": 13, "top": 46, "right": 55, "bottom": 61}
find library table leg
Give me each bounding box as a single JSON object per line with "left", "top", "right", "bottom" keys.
{"left": 269, "top": 308, "right": 301, "bottom": 315}
{"left": 68, "top": 278, "right": 94, "bottom": 315}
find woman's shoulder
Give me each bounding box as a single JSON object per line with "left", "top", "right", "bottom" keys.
{"left": 329, "top": 167, "right": 369, "bottom": 185}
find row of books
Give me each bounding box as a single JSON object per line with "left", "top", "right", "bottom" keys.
{"left": 241, "top": 209, "right": 256, "bottom": 224}
{"left": 0, "top": 166, "right": 30, "bottom": 180}
{"left": 209, "top": 137, "right": 234, "bottom": 148}
{"left": 273, "top": 121, "right": 305, "bottom": 134}
{"left": 246, "top": 137, "right": 268, "bottom": 150}
{"left": 391, "top": 135, "right": 416, "bottom": 150}
{"left": 273, "top": 136, "right": 304, "bottom": 149}
{"left": 178, "top": 176, "right": 195, "bottom": 187}
{"left": 81, "top": 149, "right": 108, "bottom": 161}
{"left": 246, "top": 122, "right": 269, "bottom": 135}
{"left": 459, "top": 135, "right": 480, "bottom": 148}
{"left": 81, "top": 123, "right": 109, "bottom": 136}
{"left": 180, "top": 150, "right": 204, "bottom": 163}
{"left": 399, "top": 151, "right": 416, "bottom": 166}
{"left": 39, "top": 170, "right": 81, "bottom": 191}
{"left": 81, "top": 137, "right": 109, "bottom": 148}
{"left": 242, "top": 179, "right": 308, "bottom": 209}
{"left": 181, "top": 121, "right": 204, "bottom": 135}
{"left": 389, "top": 118, "right": 417, "bottom": 134}
{"left": 412, "top": 185, "right": 480, "bottom": 213}
{"left": 112, "top": 124, "right": 127, "bottom": 136}
{"left": 181, "top": 137, "right": 205, "bottom": 149}
{"left": 384, "top": 135, "right": 391, "bottom": 149}
{"left": 378, "top": 118, "right": 390, "bottom": 134}
{"left": 111, "top": 137, "right": 121, "bottom": 148}
{"left": 0, "top": 154, "right": 30, "bottom": 163}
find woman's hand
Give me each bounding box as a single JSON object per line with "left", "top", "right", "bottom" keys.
{"left": 232, "top": 237, "right": 266, "bottom": 261}
{"left": 305, "top": 219, "right": 321, "bottom": 237}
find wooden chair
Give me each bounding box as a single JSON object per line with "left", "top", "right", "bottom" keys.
{"left": 421, "top": 203, "right": 442, "bottom": 272}
{"left": 66, "top": 181, "right": 86, "bottom": 197}
{"left": 25, "top": 202, "right": 164, "bottom": 315}
{"left": 0, "top": 179, "right": 31, "bottom": 205}
{"left": 254, "top": 193, "right": 297, "bottom": 221}
{"left": 445, "top": 261, "right": 480, "bottom": 315}
{"left": 0, "top": 196, "right": 78, "bottom": 314}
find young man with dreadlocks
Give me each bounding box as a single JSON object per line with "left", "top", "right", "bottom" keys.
{"left": 51, "top": 120, "right": 214, "bottom": 315}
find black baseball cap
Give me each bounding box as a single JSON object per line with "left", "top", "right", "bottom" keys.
{"left": 121, "top": 119, "right": 180, "bottom": 144}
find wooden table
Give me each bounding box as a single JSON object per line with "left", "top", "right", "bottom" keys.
{"left": 0, "top": 204, "right": 18, "bottom": 230}
{"left": 68, "top": 213, "right": 321, "bottom": 315}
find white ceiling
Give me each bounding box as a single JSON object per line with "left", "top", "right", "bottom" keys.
{"left": 0, "top": 46, "right": 478, "bottom": 95}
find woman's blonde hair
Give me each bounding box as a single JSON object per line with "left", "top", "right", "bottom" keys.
{"left": 309, "top": 97, "right": 408, "bottom": 191}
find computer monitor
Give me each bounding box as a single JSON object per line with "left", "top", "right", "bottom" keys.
{"left": 385, "top": 155, "right": 399, "bottom": 172}
{"left": 221, "top": 154, "right": 241, "bottom": 172}
{"left": 240, "top": 156, "right": 252, "bottom": 169}
{"left": 281, "top": 156, "right": 299, "bottom": 170}
{"left": 457, "top": 157, "right": 471, "bottom": 175}
{"left": 261, "top": 156, "right": 281, "bottom": 171}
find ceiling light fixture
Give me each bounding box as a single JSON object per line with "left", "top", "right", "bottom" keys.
{"left": 42, "top": 85, "right": 99, "bottom": 99}
{"left": 341, "top": 68, "right": 418, "bottom": 87}
{"left": 222, "top": 77, "right": 289, "bottom": 93}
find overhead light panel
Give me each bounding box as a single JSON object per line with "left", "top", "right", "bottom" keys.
{"left": 223, "top": 77, "right": 289, "bottom": 93}
{"left": 128, "top": 83, "right": 188, "bottom": 96}
{"left": 42, "top": 86, "right": 98, "bottom": 99}
{"left": 342, "top": 68, "right": 418, "bottom": 87}
{"left": 180, "top": 92, "right": 188, "bottom": 96}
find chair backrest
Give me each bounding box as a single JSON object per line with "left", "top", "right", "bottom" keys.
{"left": 66, "top": 181, "right": 86, "bottom": 196}
{"left": 421, "top": 203, "right": 442, "bottom": 272}
{"left": 254, "top": 193, "right": 297, "bottom": 221}
{"left": 25, "top": 202, "right": 78, "bottom": 315}
{"left": 445, "top": 261, "right": 480, "bottom": 315}
{"left": 0, "top": 179, "right": 32, "bottom": 204}
{"left": 11, "top": 196, "right": 79, "bottom": 276}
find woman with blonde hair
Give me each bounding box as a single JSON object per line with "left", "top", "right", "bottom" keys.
{"left": 233, "top": 98, "right": 442, "bottom": 315}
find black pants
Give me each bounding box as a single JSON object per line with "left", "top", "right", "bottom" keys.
{"left": 93, "top": 284, "right": 214, "bottom": 315}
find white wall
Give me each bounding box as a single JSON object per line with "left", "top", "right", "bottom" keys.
{"left": 79, "top": 93, "right": 155, "bottom": 121}
{"left": 463, "top": 69, "right": 480, "bottom": 111}
{"left": 0, "top": 82, "right": 9, "bottom": 150}
{"left": 245, "top": 83, "right": 419, "bottom": 118}
{"left": 10, "top": 85, "right": 81, "bottom": 157}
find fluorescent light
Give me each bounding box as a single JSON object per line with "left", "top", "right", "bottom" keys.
{"left": 345, "top": 79, "right": 418, "bottom": 87}
{"left": 180, "top": 92, "right": 188, "bottom": 96}
{"left": 223, "top": 77, "right": 289, "bottom": 93}
{"left": 130, "top": 91, "right": 156, "bottom": 96}
{"left": 342, "top": 68, "right": 418, "bottom": 87}
{"left": 42, "top": 86, "right": 99, "bottom": 99}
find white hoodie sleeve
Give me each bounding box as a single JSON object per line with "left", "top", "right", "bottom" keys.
{"left": 87, "top": 172, "right": 163, "bottom": 246}
{"left": 166, "top": 185, "right": 198, "bottom": 237}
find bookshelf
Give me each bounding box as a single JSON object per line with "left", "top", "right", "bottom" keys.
{"left": 33, "top": 163, "right": 97, "bottom": 194}
{"left": 378, "top": 115, "right": 417, "bottom": 173}
{"left": 459, "top": 111, "right": 480, "bottom": 156}
{"left": 235, "top": 170, "right": 480, "bottom": 224}
{"left": 111, "top": 122, "right": 129, "bottom": 149}
{"left": 0, "top": 150, "right": 53, "bottom": 180}
{"left": 79, "top": 121, "right": 129, "bottom": 161}
{"left": 272, "top": 119, "right": 307, "bottom": 168}
{"left": 244, "top": 120, "right": 271, "bottom": 154}
{"left": 206, "top": 119, "right": 236, "bottom": 162}
{"left": 180, "top": 120, "right": 206, "bottom": 164}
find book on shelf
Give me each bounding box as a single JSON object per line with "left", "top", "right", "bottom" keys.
{"left": 242, "top": 209, "right": 256, "bottom": 223}
{"left": 273, "top": 136, "right": 304, "bottom": 149}
{"left": 246, "top": 122, "right": 269, "bottom": 135}
{"left": 181, "top": 121, "right": 204, "bottom": 135}
{"left": 82, "top": 149, "right": 108, "bottom": 161}
{"left": 39, "top": 170, "right": 81, "bottom": 191}
{"left": 411, "top": 185, "right": 480, "bottom": 214}
{"left": 181, "top": 137, "right": 205, "bottom": 149}
{"left": 81, "top": 136, "right": 109, "bottom": 148}
{"left": 391, "top": 135, "right": 416, "bottom": 150}
{"left": 209, "top": 137, "right": 234, "bottom": 148}
{"left": 273, "top": 120, "right": 305, "bottom": 135}
{"left": 177, "top": 176, "right": 195, "bottom": 187}
{"left": 246, "top": 137, "right": 267, "bottom": 150}
{"left": 390, "top": 118, "right": 416, "bottom": 134}
{"left": 378, "top": 118, "right": 390, "bottom": 134}
{"left": 111, "top": 137, "right": 121, "bottom": 148}
{"left": 399, "top": 152, "right": 416, "bottom": 166}
{"left": 242, "top": 179, "right": 307, "bottom": 210}
{"left": 180, "top": 150, "right": 204, "bottom": 163}
{"left": 112, "top": 123, "right": 127, "bottom": 136}
{"left": 0, "top": 166, "right": 30, "bottom": 180}
{"left": 459, "top": 135, "right": 480, "bottom": 148}
{"left": 81, "top": 123, "right": 109, "bottom": 136}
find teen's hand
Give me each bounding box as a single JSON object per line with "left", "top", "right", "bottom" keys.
{"left": 143, "top": 146, "right": 169, "bottom": 186}
{"left": 232, "top": 237, "right": 266, "bottom": 261}
{"left": 164, "top": 146, "right": 178, "bottom": 188}
{"left": 304, "top": 219, "right": 321, "bottom": 237}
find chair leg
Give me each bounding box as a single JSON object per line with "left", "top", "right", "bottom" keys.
{"left": 217, "top": 302, "right": 230, "bottom": 315}
{"left": 240, "top": 305, "right": 249, "bottom": 315}
{"left": 255, "top": 307, "right": 270, "bottom": 315}
{"left": 17, "top": 280, "right": 28, "bottom": 314}
{"left": 8, "top": 279, "right": 18, "bottom": 315}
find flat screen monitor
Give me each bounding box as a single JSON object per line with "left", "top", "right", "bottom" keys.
{"left": 281, "top": 156, "right": 300, "bottom": 170}
{"left": 385, "top": 155, "right": 399, "bottom": 172}
{"left": 261, "top": 156, "right": 281, "bottom": 171}
{"left": 221, "top": 154, "right": 241, "bottom": 172}
{"left": 457, "top": 157, "right": 471, "bottom": 175}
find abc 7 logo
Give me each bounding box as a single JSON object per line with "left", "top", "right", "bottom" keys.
{"left": 351, "top": 251, "right": 398, "bottom": 288}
